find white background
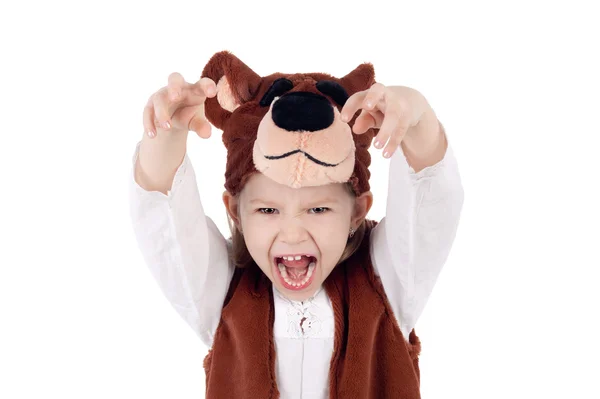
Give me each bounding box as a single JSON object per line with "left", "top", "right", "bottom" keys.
{"left": 1, "top": 0, "right": 599, "bottom": 398}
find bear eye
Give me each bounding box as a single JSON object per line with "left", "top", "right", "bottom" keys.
{"left": 259, "top": 78, "right": 294, "bottom": 107}
{"left": 316, "top": 80, "right": 349, "bottom": 106}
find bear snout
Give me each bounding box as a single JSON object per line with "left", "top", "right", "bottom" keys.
{"left": 272, "top": 92, "right": 334, "bottom": 132}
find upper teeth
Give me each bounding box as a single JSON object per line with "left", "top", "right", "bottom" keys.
{"left": 282, "top": 255, "right": 304, "bottom": 261}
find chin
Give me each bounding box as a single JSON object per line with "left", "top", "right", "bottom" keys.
{"left": 278, "top": 284, "right": 321, "bottom": 301}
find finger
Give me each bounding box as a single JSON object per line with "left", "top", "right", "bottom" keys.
{"left": 191, "top": 77, "right": 218, "bottom": 98}
{"left": 340, "top": 90, "right": 367, "bottom": 123}
{"left": 372, "top": 109, "right": 398, "bottom": 151}
{"left": 143, "top": 96, "right": 157, "bottom": 138}
{"left": 352, "top": 109, "right": 377, "bottom": 134}
{"left": 179, "top": 84, "right": 215, "bottom": 107}
{"left": 373, "top": 93, "right": 407, "bottom": 149}
{"left": 188, "top": 105, "right": 212, "bottom": 139}
{"left": 153, "top": 90, "right": 172, "bottom": 129}
{"left": 167, "top": 72, "right": 186, "bottom": 101}
{"left": 362, "top": 83, "right": 386, "bottom": 112}
{"left": 381, "top": 124, "right": 408, "bottom": 158}
{"left": 379, "top": 109, "right": 409, "bottom": 158}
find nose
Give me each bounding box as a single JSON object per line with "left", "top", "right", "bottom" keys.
{"left": 272, "top": 92, "right": 334, "bottom": 132}
{"left": 278, "top": 218, "right": 309, "bottom": 245}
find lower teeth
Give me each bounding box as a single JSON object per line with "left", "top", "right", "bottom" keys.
{"left": 278, "top": 262, "right": 316, "bottom": 287}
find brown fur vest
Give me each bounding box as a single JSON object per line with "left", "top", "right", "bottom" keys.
{"left": 203, "top": 220, "right": 422, "bottom": 398}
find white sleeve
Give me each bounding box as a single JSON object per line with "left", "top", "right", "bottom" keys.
{"left": 128, "top": 141, "right": 234, "bottom": 348}
{"left": 370, "top": 132, "right": 464, "bottom": 339}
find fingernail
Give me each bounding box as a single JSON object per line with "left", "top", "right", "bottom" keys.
{"left": 164, "top": 121, "right": 171, "bottom": 129}
{"left": 366, "top": 101, "right": 373, "bottom": 108}
{"left": 147, "top": 130, "right": 155, "bottom": 138}
{"left": 374, "top": 140, "right": 380, "bottom": 148}
{"left": 383, "top": 151, "right": 391, "bottom": 158}
{"left": 341, "top": 114, "right": 348, "bottom": 122}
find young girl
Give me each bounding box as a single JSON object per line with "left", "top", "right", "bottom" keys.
{"left": 129, "top": 51, "right": 464, "bottom": 399}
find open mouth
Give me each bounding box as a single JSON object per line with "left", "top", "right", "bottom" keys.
{"left": 273, "top": 254, "right": 317, "bottom": 291}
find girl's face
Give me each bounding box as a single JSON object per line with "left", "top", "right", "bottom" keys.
{"left": 227, "top": 172, "right": 370, "bottom": 301}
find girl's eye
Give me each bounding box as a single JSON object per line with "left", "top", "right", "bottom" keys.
{"left": 258, "top": 207, "right": 328, "bottom": 214}
{"left": 259, "top": 208, "right": 278, "bottom": 214}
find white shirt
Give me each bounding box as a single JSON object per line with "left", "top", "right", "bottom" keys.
{"left": 128, "top": 136, "right": 464, "bottom": 399}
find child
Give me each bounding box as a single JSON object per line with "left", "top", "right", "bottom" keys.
{"left": 129, "top": 51, "right": 464, "bottom": 399}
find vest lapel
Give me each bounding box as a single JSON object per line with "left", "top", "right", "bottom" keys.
{"left": 324, "top": 221, "right": 422, "bottom": 398}
{"left": 204, "top": 263, "right": 280, "bottom": 398}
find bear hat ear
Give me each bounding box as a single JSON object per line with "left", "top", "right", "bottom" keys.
{"left": 339, "top": 62, "right": 376, "bottom": 96}
{"left": 215, "top": 75, "right": 241, "bottom": 113}
{"left": 201, "top": 51, "right": 263, "bottom": 129}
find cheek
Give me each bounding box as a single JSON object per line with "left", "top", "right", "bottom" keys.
{"left": 308, "top": 215, "right": 349, "bottom": 260}
{"left": 241, "top": 216, "right": 276, "bottom": 260}
{"left": 310, "top": 212, "right": 349, "bottom": 237}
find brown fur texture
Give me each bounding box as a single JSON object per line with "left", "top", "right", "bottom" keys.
{"left": 252, "top": 104, "right": 356, "bottom": 188}
{"left": 200, "top": 50, "right": 376, "bottom": 197}
{"left": 203, "top": 220, "right": 422, "bottom": 398}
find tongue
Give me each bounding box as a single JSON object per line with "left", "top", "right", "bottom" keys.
{"left": 286, "top": 266, "right": 308, "bottom": 280}
{"left": 281, "top": 258, "right": 310, "bottom": 280}
{"left": 282, "top": 258, "right": 310, "bottom": 268}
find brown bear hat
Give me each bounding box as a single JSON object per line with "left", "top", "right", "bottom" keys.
{"left": 201, "top": 50, "right": 377, "bottom": 197}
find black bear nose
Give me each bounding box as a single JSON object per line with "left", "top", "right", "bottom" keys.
{"left": 272, "top": 92, "right": 334, "bottom": 132}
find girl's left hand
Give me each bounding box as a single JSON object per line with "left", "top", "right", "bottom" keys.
{"left": 340, "top": 83, "right": 441, "bottom": 160}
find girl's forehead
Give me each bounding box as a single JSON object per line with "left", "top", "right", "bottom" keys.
{"left": 242, "top": 173, "right": 347, "bottom": 203}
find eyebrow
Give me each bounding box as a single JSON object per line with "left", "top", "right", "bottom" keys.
{"left": 248, "top": 198, "right": 279, "bottom": 206}
{"left": 248, "top": 197, "right": 341, "bottom": 207}
{"left": 306, "top": 197, "right": 341, "bottom": 206}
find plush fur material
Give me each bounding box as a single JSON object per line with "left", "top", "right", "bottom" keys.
{"left": 252, "top": 95, "right": 356, "bottom": 188}
{"left": 201, "top": 50, "right": 376, "bottom": 196}
{"left": 259, "top": 78, "right": 294, "bottom": 107}
{"left": 203, "top": 220, "right": 422, "bottom": 398}
{"left": 271, "top": 92, "right": 335, "bottom": 132}
{"left": 315, "top": 80, "right": 350, "bottom": 106}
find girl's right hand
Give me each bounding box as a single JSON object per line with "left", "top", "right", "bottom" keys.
{"left": 143, "top": 72, "right": 217, "bottom": 139}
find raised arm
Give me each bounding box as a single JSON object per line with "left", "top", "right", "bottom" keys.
{"left": 129, "top": 73, "right": 234, "bottom": 347}
{"left": 129, "top": 140, "right": 233, "bottom": 347}
{"left": 371, "top": 122, "right": 464, "bottom": 338}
